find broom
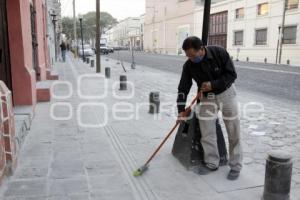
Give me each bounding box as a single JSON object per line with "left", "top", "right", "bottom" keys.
{"left": 133, "top": 90, "right": 203, "bottom": 177}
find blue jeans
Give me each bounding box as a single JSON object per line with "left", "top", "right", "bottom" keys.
{"left": 61, "top": 50, "right": 66, "bottom": 62}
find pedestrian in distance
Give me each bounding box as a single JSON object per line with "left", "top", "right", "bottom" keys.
{"left": 60, "top": 41, "right": 67, "bottom": 62}
{"left": 176, "top": 36, "right": 243, "bottom": 180}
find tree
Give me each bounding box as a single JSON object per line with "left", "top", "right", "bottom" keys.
{"left": 61, "top": 17, "right": 78, "bottom": 40}
{"left": 61, "top": 12, "right": 117, "bottom": 41}
{"left": 99, "top": 12, "right": 118, "bottom": 33}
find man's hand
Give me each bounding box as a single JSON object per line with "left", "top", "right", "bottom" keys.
{"left": 201, "top": 81, "right": 212, "bottom": 92}
{"left": 176, "top": 111, "right": 188, "bottom": 124}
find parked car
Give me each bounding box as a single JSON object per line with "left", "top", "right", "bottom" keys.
{"left": 100, "top": 44, "right": 109, "bottom": 54}
{"left": 113, "top": 46, "right": 122, "bottom": 51}
{"left": 78, "top": 44, "right": 94, "bottom": 57}
{"left": 107, "top": 46, "right": 114, "bottom": 53}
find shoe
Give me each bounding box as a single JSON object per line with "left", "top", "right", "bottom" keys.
{"left": 196, "top": 163, "right": 218, "bottom": 175}
{"left": 227, "top": 170, "right": 240, "bottom": 180}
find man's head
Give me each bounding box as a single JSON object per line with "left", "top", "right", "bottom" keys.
{"left": 182, "top": 36, "right": 205, "bottom": 63}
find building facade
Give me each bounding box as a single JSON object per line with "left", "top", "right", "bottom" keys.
{"left": 46, "top": 0, "right": 62, "bottom": 66}
{"left": 0, "top": 0, "right": 60, "bottom": 107}
{"left": 0, "top": 0, "right": 60, "bottom": 184}
{"left": 144, "top": 0, "right": 300, "bottom": 65}
{"left": 144, "top": 0, "right": 198, "bottom": 54}
{"left": 107, "top": 16, "right": 145, "bottom": 50}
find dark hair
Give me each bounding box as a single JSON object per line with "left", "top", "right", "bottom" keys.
{"left": 182, "top": 36, "right": 203, "bottom": 51}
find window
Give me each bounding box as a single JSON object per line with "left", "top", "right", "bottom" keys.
{"left": 283, "top": 26, "right": 297, "bottom": 44}
{"left": 234, "top": 31, "right": 244, "bottom": 45}
{"left": 258, "top": 3, "right": 269, "bottom": 16}
{"left": 255, "top": 29, "right": 267, "bottom": 45}
{"left": 287, "top": 0, "right": 299, "bottom": 10}
{"left": 235, "top": 8, "right": 244, "bottom": 19}
{"left": 209, "top": 11, "right": 228, "bottom": 48}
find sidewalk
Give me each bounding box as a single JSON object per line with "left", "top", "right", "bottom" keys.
{"left": 0, "top": 53, "right": 300, "bottom": 199}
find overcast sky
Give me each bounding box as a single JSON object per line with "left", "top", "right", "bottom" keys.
{"left": 61, "top": 0, "right": 145, "bottom": 21}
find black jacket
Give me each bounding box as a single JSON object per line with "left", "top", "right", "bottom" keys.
{"left": 60, "top": 43, "right": 67, "bottom": 51}
{"left": 177, "top": 45, "right": 237, "bottom": 113}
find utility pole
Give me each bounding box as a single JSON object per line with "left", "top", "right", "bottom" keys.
{"left": 202, "top": 0, "right": 211, "bottom": 46}
{"left": 73, "top": 0, "right": 77, "bottom": 58}
{"left": 96, "top": 0, "right": 101, "bottom": 73}
{"left": 79, "top": 17, "right": 85, "bottom": 61}
{"left": 278, "top": 0, "right": 287, "bottom": 64}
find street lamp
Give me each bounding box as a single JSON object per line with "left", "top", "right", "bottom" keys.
{"left": 128, "top": 27, "right": 140, "bottom": 69}
{"left": 50, "top": 12, "right": 58, "bottom": 61}
{"left": 78, "top": 15, "right": 85, "bottom": 61}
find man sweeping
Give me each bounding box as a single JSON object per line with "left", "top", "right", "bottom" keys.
{"left": 176, "top": 36, "right": 243, "bottom": 180}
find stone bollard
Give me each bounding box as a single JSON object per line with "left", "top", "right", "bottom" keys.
{"left": 90, "top": 60, "right": 95, "bottom": 68}
{"left": 105, "top": 67, "right": 111, "bottom": 79}
{"left": 262, "top": 150, "right": 293, "bottom": 200}
{"left": 119, "top": 75, "right": 127, "bottom": 90}
{"left": 246, "top": 57, "right": 249, "bottom": 62}
{"left": 149, "top": 92, "right": 160, "bottom": 114}
{"left": 287, "top": 60, "right": 290, "bottom": 65}
{"left": 86, "top": 57, "right": 90, "bottom": 64}
{"left": 264, "top": 58, "right": 267, "bottom": 64}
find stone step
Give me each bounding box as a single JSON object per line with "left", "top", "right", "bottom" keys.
{"left": 36, "top": 81, "right": 52, "bottom": 102}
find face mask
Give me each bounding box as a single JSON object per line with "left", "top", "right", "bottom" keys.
{"left": 193, "top": 55, "right": 204, "bottom": 64}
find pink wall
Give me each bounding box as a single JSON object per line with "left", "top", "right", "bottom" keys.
{"left": 42, "top": 4, "right": 51, "bottom": 70}
{"left": 34, "top": 0, "right": 47, "bottom": 81}
{"left": 6, "top": 0, "right": 36, "bottom": 106}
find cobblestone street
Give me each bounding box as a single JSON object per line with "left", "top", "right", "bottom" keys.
{"left": 0, "top": 54, "right": 300, "bottom": 199}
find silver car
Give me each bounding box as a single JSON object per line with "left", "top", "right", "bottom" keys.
{"left": 78, "top": 44, "right": 94, "bottom": 57}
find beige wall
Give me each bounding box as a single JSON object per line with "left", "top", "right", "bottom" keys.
{"left": 144, "top": 0, "right": 195, "bottom": 54}
{"left": 146, "top": 0, "right": 300, "bottom": 66}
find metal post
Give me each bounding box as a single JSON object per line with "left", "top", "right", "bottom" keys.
{"left": 276, "top": 27, "right": 281, "bottom": 64}
{"left": 279, "top": 0, "right": 287, "bottom": 64}
{"left": 96, "top": 0, "right": 101, "bottom": 73}
{"left": 131, "top": 38, "right": 136, "bottom": 69}
{"left": 202, "top": 0, "right": 211, "bottom": 46}
{"left": 73, "top": 0, "right": 77, "bottom": 58}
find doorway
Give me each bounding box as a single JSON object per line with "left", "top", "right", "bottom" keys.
{"left": 30, "top": 3, "right": 39, "bottom": 78}
{"left": 0, "top": 0, "right": 12, "bottom": 90}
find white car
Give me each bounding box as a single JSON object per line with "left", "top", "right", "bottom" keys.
{"left": 78, "top": 44, "right": 94, "bottom": 57}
